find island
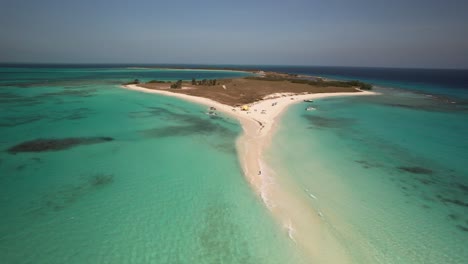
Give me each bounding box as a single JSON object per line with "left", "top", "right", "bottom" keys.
{"left": 123, "top": 70, "right": 377, "bottom": 263}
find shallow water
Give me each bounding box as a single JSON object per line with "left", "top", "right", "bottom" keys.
{"left": 267, "top": 87, "right": 468, "bottom": 263}
{"left": 3, "top": 65, "right": 467, "bottom": 263}
{"left": 0, "top": 67, "right": 305, "bottom": 263}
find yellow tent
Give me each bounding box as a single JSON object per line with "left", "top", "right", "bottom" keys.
{"left": 241, "top": 105, "right": 249, "bottom": 111}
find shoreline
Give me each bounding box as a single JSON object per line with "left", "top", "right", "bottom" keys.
{"left": 123, "top": 84, "right": 377, "bottom": 262}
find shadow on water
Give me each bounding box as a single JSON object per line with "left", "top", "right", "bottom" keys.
{"left": 1, "top": 106, "right": 95, "bottom": 128}
{"left": 28, "top": 174, "right": 114, "bottom": 215}
{"left": 141, "top": 120, "right": 233, "bottom": 138}
{"left": 303, "top": 114, "right": 356, "bottom": 129}
{"left": 195, "top": 201, "right": 257, "bottom": 263}
{"left": 0, "top": 115, "right": 44, "bottom": 127}
{"left": 349, "top": 88, "right": 468, "bottom": 113}
{"left": 137, "top": 106, "right": 237, "bottom": 138}
{"left": 398, "top": 166, "right": 434, "bottom": 175}
{"left": 36, "top": 88, "right": 97, "bottom": 98}
{"left": 129, "top": 106, "right": 192, "bottom": 119}
{"left": 211, "top": 142, "right": 237, "bottom": 154}
{"left": 7, "top": 137, "right": 114, "bottom": 154}
{"left": 1, "top": 78, "right": 119, "bottom": 88}
{"left": 0, "top": 92, "right": 42, "bottom": 107}
{"left": 49, "top": 107, "right": 95, "bottom": 122}
{"left": 388, "top": 162, "right": 467, "bottom": 231}
{"left": 306, "top": 96, "right": 468, "bottom": 233}
{"left": 355, "top": 146, "right": 468, "bottom": 231}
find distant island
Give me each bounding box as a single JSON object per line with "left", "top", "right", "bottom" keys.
{"left": 124, "top": 70, "right": 373, "bottom": 106}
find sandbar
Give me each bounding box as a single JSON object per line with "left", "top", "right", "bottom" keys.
{"left": 123, "top": 77, "right": 377, "bottom": 263}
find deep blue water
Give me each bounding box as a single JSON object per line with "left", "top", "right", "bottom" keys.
{"left": 3, "top": 64, "right": 466, "bottom": 99}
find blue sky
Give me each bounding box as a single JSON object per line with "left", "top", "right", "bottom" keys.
{"left": 0, "top": 0, "right": 467, "bottom": 68}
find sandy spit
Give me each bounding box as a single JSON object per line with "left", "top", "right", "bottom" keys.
{"left": 123, "top": 84, "right": 377, "bottom": 262}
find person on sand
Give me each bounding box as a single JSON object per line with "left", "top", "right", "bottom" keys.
{"left": 258, "top": 170, "right": 261, "bottom": 175}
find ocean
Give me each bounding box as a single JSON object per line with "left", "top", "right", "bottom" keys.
{"left": 263, "top": 66, "right": 468, "bottom": 263}
{"left": 1, "top": 65, "right": 467, "bottom": 263}
{"left": 0, "top": 67, "right": 305, "bottom": 263}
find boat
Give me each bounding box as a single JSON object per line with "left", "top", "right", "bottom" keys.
{"left": 303, "top": 99, "right": 314, "bottom": 102}
{"left": 306, "top": 106, "right": 316, "bottom": 111}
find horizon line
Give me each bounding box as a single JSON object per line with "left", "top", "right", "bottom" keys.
{"left": 0, "top": 62, "right": 467, "bottom": 71}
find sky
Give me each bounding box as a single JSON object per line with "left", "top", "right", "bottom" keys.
{"left": 0, "top": 0, "right": 467, "bottom": 68}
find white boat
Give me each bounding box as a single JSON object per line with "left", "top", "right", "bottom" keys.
{"left": 306, "top": 106, "right": 316, "bottom": 111}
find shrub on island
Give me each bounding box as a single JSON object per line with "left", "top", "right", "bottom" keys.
{"left": 170, "top": 80, "right": 183, "bottom": 89}
{"left": 191, "top": 78, "right": 217, "bottom": 86}
{"left": 247, "top": 76, "right": 373, "bottom": 90}
{"left": 349, "top": 81, "right": 373, "bottom": 90}
{"left": 147, "top": 80, "right": 167, "bottom": 84}
{"left": 124, "top": 79, "right": 140, "bottom": 85}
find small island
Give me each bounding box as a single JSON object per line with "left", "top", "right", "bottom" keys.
{"left": 122, "top": 69, "right": 377, "bottom": 262}
{"left": 130, "top": 71, "right": 372, "bottom": 106}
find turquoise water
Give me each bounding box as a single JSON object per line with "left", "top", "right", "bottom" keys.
{"left": 267, "top": 88, "right": 468, "bottom": 263}
{"left": 2, "top": 65, "right": 467, "bottom": 263}
{"left": 0, "top": 68, "right": 305, "bottom": 263}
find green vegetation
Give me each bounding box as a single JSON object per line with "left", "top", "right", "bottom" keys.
{"left": 170, "top": 80, "right": 183, "bottom": 89}
{"left": 124, "top": 79, "right": 140, "bottom": 85}
{"left": 290, "top": 79, "right": 373, "bottom": 90}
{"left": 245, "top": 76, "right": 373, "bottom": 90}
{"left": 348, "top": 80, "right": 373, "bottom": 90}
{"left": 192, "top": 78, "right": 217, "bottom": 86}
{"left": 147, "top": 80, "right": 167, "bottom": 84}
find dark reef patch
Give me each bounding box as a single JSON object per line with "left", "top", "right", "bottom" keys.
{"left": 0, "top": 115, "right": 44, "bottom": 127}
{"left": 129, "top": 106, "right": 177, "bottom": 119}
{"left": 139, "top": 106, "right": 236, "bottom": 138}
{"left": 142, "top": 121, "right": 232, "bottom": 138}
{"left": 211, "top": 142, "right": 237, "bottom": 154}
{"left": 355, "top": 160, "right": 383, "bottom": 169}
{"left": 448, "top": 213, "right": 460, "bottom": 221}
{"left": 30, "top": 173, "right": 114, "bottom": 214}
{"left": 49, "top": 108, "right": 94, "bottom": 122}
{"left": 31, "top": 157, "right": 42, "bottom": 163}
{"left": 195, "top": 202, "right": 256, "bottom": 263}
{"left": 456, "top": 183, "right": 468, "bottom": 193}
{"left": 16, "top": 164, "right": 27, "bottom": 171}
{"left": 8, "top": 137, "right": 114, "bottom": 154}
{"left": 36, "top": 89, "right": 97, "bottom": 98}
{"left": 398, "top": 166, "right": 434, "bottom": 175}
{"left": 456, "top": 225, "right": 468, "bottom": 232}
{"left": 89, "top": 174, "right": 114, "bottom": 186}
{"left": 439, "top": 197, "right": 468, "bottom": 208}
{"left": 0, "top": 92, "right": 41, "bottom": 106}
{"left": 303, "top": 115, "right": 355, "bottom": 128}
{"left": 417, "top": 178, "right": 435, "bottom": 185}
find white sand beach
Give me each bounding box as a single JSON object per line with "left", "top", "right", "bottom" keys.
{"left": 124, "top": 84, "right": 377, "bottom": 262}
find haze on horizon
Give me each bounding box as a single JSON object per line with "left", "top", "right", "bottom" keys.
{"left": 0, "top": 0, "right": 467, "bottom": 69}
